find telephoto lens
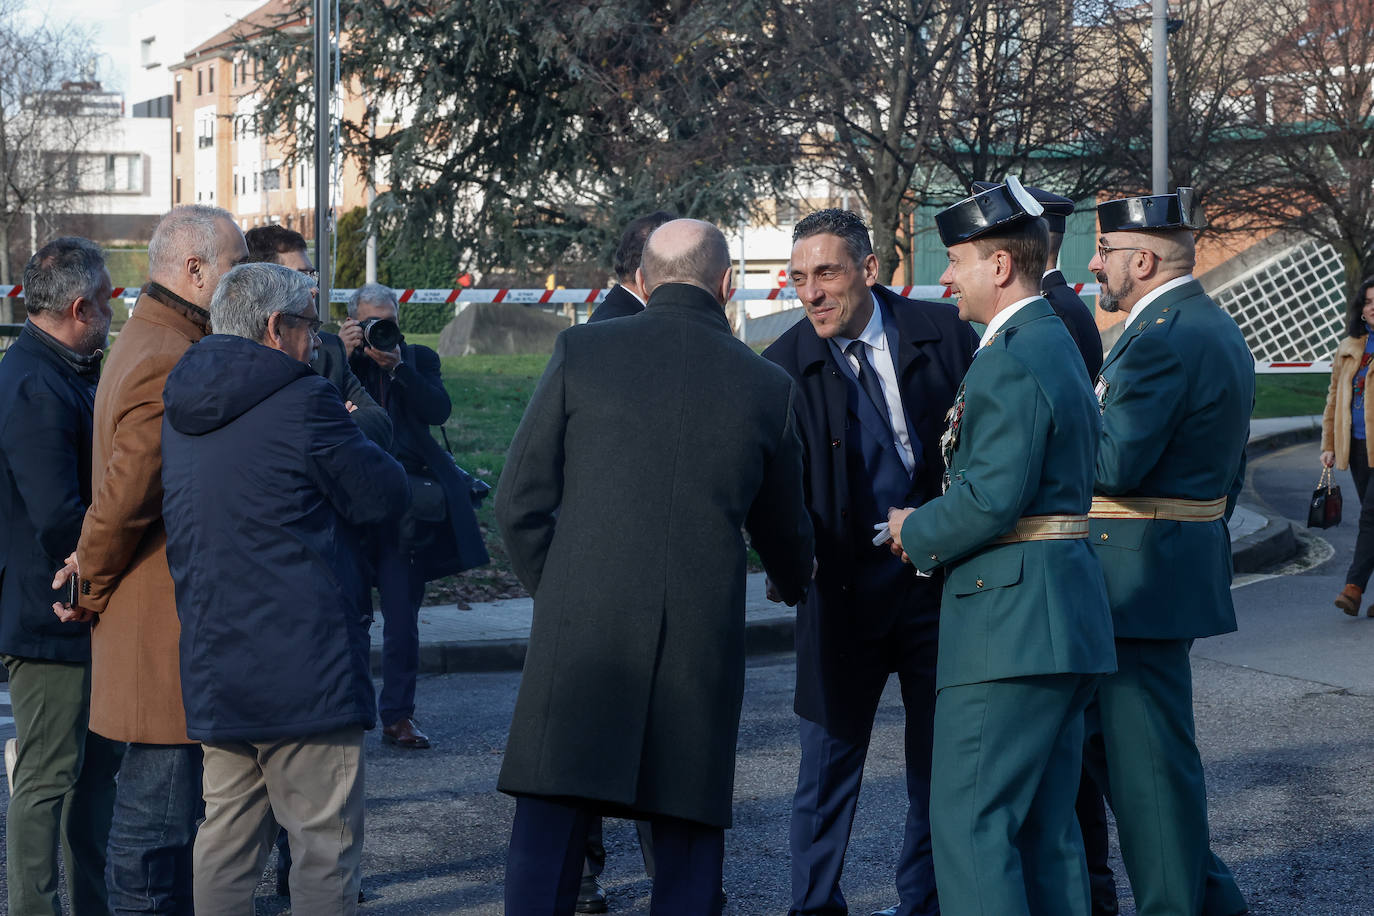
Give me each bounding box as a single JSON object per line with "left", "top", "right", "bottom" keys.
{"left": 358, "top": 317, "right": 401, "bottom": 351}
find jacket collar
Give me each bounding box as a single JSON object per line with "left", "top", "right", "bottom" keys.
{"left": 20, "top": 320, "right": 102, "bottom": 380}
{"left": 1103, "top": 278, "right": 1204, "bottom": 369}
{"left": 643, "top": 283, "right": 731, "bottom": 333}
{"left": 795, "top": 285, "right": 944, "bottom": 377}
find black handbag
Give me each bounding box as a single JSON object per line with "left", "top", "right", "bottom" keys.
{"left": 1307, "top": 466, "right": 1343, "bottom": 529}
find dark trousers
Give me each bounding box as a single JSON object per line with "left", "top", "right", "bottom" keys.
{"left": 376, "top": 537, "right": 426, "bottom": 726}
{"left": 1346, "top": 439, "right": 1374, "bottom": 590}
{"left": 789, "top": 620, "right": 938, "bottom": 916}
{"left": 506, "top": 795, "right": 724, "bottom": 916}
{"left": 1084, "top": 639, "right": 1245, "bottom": 916}
{"left": 105, "top": 743, "right": 204, "bottom": 915}
{"left": 1076, "top": 702, "right": 1118, "bottom": 914}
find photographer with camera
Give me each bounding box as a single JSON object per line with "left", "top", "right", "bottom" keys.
{"left": 347, "top": 283, "right": 489, "bottom": 749}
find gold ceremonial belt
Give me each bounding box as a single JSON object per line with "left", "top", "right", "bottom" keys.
{"left": 1088, "top": 495, "right": 1227, "bottom": 522}
{"left": 989, "top": 514, "right": 1090, "bottom": 545}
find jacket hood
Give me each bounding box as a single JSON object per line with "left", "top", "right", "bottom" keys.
{"left": 164, "top": 333, "right": 315, "bottom": 435}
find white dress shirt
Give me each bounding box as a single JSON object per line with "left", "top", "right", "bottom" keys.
{"left": 834, "top": 294, "right": 917, "bottom": 475}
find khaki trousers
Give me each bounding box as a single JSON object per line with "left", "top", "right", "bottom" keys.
{"left": 192, "top": 725, "right": 365, "bottom": 915}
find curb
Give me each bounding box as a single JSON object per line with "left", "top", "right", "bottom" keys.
{"left": 400, "top": 419, "right": 1323, "bottom": 676}
{"left": 1231, "top": 418, "right": 1321, "bottom": 574}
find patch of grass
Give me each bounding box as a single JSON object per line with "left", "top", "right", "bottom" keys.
{"left": 1253, "top": 373, "right": 1328, "bottom": 420}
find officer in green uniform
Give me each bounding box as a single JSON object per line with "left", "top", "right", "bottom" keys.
{"left": 887, "top": 177, "right": 1116, "bottom": 916}
{"left": 1085, "top": 189, "right": 1251, "bottom": 916}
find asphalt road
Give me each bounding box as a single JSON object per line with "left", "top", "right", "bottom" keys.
{"left": 6, "top": 439, "right": 1374, "bottom": 914}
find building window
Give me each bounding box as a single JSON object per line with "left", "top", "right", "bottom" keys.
{"left": 174, "top": 127, "right": 181, "bottom": 153}
{"left": 197, "top": 69, "right": 202, "bottom": 95}
{"left": 175, "top": 76, "right": 181, "bottom": 102}
{"left": 263, "top": 168, "right": 279, "bottom": 191}
{"left": 252, "top": 172, "right": 258, "bottom": 192}
{"left": 286, "top": 167, "right": 292, "bottom": 189}
{"left": 175, "top": 177, "right": 181, "bottom": 203}
{"left": 208, "top": 66, "right": 214, "bottom": 92}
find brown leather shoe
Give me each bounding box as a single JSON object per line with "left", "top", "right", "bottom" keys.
{"left": 381, "top": 717, "right": 431, "bottom": 749}
{"left": 1336, "top": 584, "right": 1363, "bottom": 617}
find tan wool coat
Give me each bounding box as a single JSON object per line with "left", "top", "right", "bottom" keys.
{"left": 78, "top": 293, "right": 208, "bottom": 744}
{"left": 1322, "top": 334, "right": 1374, "bottom": 471}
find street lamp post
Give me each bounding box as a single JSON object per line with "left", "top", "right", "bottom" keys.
{"left": 313, "top": 0, "right": 331, "bottom": 306}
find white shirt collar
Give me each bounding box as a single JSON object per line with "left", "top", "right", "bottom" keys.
{"left": 1124, "top": 274, "right": 1194, "bottom": 328}
{"left": 834, "top": 293, "right": 887, "bottom": 354}
{"left": 979, "top": 295, "right": 1042, "bottom": 348}
{"left": 625, "top": 285, "right": 646, "bottom": 306}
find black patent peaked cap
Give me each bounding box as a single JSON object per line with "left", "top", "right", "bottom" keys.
{"left": 1097, "top": 188, "right": 1205, "bottom": 232}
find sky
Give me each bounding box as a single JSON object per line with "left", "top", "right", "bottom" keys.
{"left": 18, "top": 0, "right": 144, "bottom": 94}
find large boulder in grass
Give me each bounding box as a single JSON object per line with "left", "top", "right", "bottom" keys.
{"left": 437, "top": 302, "right": 572, "bottom": 356}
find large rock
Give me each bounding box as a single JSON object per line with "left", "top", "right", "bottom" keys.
{"left": 437, "top": 302, "right": 572, "bottom": 357}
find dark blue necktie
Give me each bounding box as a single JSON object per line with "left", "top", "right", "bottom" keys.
{"left": 846, "top": 339, "right": 894, "bottom": 438}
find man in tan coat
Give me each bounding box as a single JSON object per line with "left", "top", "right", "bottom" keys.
{"left": 54, "top": 205, "right": 248, "bottom": 912}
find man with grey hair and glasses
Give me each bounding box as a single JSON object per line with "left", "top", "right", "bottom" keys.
{"left": 160, "top": 262, "right": 406, "bottom": 913}
{"left": 0, "top": 237, "right": 123, "bottom": 915}
{"left": 346, "top": 282, "right": 488, "bottom": 750}
{"left": 53, "top": 204, "right": 248, "bottom": 913}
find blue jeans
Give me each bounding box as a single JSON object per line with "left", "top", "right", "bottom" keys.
{"left": 106, "top": 743, "right": 204, "bottom": 915}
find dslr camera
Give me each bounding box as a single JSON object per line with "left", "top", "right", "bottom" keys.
{"left": 358, "top": 317, "right": 401, "bottom": 351}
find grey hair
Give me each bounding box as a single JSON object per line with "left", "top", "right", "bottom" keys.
{"left": 639, "top": 219, "right": 731, "bottom": 292}
{"left": 792, "top": 209, "right": 874, "bottom": 266}
{"left": 210, "top": 262, "right": 315, "bottom": 342}
{"left": 23, "top": 237, "right": 106, "bottom": 316}
{"left": 346, "top": 282, "right": 399, "bottom": 318}
{"left": 148, "top": 205, "right": 234, "bottom": 280}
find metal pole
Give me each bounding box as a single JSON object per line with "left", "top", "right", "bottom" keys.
{"left": 1151, "top": 0, "right": 1168, "bottom": 195}
{"left": 737, "top": 226, "right": 747, "bottom": 342}
{"left": 366, "top": 166, "right": 377, "bottom": 283}
{"left": 313, "top": 0, "right": 331, "bottom": 306}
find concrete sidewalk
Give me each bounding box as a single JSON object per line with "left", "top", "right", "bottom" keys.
{"left": 379, "top": 415, "right": 1324, "bottom": 676}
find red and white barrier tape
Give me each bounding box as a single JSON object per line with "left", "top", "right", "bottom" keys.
{"left": 0, "top": 283, "right": 1102, "bottom": 304}
{"left": 0, "top": 283, "right": 1327, "bottom": 372}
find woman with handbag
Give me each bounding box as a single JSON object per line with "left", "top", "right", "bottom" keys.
{"left": 1321, "top": 275, "right": 1374, "bottom": 615}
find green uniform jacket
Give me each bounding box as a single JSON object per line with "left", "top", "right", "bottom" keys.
{"left": 1091, "top": 279, "right": 1254, "bottom": 639}
{"left": 900, "top": 298, "right": 1116, "bottom": 690}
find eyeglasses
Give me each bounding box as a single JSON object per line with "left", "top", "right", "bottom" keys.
{"left": 1096, "top": 244, "right": 1161, "bottom": 261}
{"left": 280, "top": 313, "right": 322, "bottom": 334}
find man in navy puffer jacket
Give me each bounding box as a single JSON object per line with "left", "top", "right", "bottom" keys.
{"left": 161, "top": 262, "right": 407, "bottom": 915}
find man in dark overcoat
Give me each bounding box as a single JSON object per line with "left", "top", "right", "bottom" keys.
{"left": 495, "top": 218, "right": 815, "bottom": 915}
{"left": 348, "top": 283, "right": 489, "bottom": 750}
{"left": 587, "top": 210, "right": 676, "bottom": 325}
{"left": 761, "top": 209, "right": 976, "bottom": 916}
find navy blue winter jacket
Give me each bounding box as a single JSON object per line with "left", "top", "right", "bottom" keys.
{"left": 0, "top": 323, "right": 100, "bottom": 662}
{"left": 162, "top": 334, "right": 407, "bottom": 742}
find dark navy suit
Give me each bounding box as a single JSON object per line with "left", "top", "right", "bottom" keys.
{"left": 763, "top": 287, "right": 976, "bottom": 915}
{"left": 1041, "top": 270, "right": 1102, "bottom": 381}
{"left": 587, "top": 284, "right": 644, "bottom": 323}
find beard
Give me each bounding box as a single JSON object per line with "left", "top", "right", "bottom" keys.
{"left": 1096, "top": 271, "right": 1134, "bottom": 313}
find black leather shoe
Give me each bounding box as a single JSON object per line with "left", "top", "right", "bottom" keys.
{"left": 575, "top": 875, "right": 609, "bottom": 913}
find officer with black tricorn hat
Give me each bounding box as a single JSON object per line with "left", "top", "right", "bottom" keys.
{"left": 1083, "top": 188, "right": 1252, "bottom": 916}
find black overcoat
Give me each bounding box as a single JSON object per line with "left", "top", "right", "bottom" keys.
{"left": 311, "top": 331, "right": 393, "bottom": 449}
{"left": 495, "top": 283, "right": 814, "bottom": 828}
{"left": 1041, "top": 269, "right": 1103, "bottom": 380}
{"left": 762, "top": 286, "right": 976, "bottom": 733}
{"left": 352, "top": 342, "right": 489, "bottom": 578}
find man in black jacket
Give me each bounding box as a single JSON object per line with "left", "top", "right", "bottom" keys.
{"left": 762, "top": 210, "right": 977, "bottom": 916}
{"left": 587, "top": 211, "right": 676, "bottom": 324}
{"left": 348, "top": 283, "right": 489, "bottom": 750}
{"left": 243, "top": 225, "right": 392, "bottom": 449}
{"left": 0, "top": 237, "right": 123, "bottom": 914}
